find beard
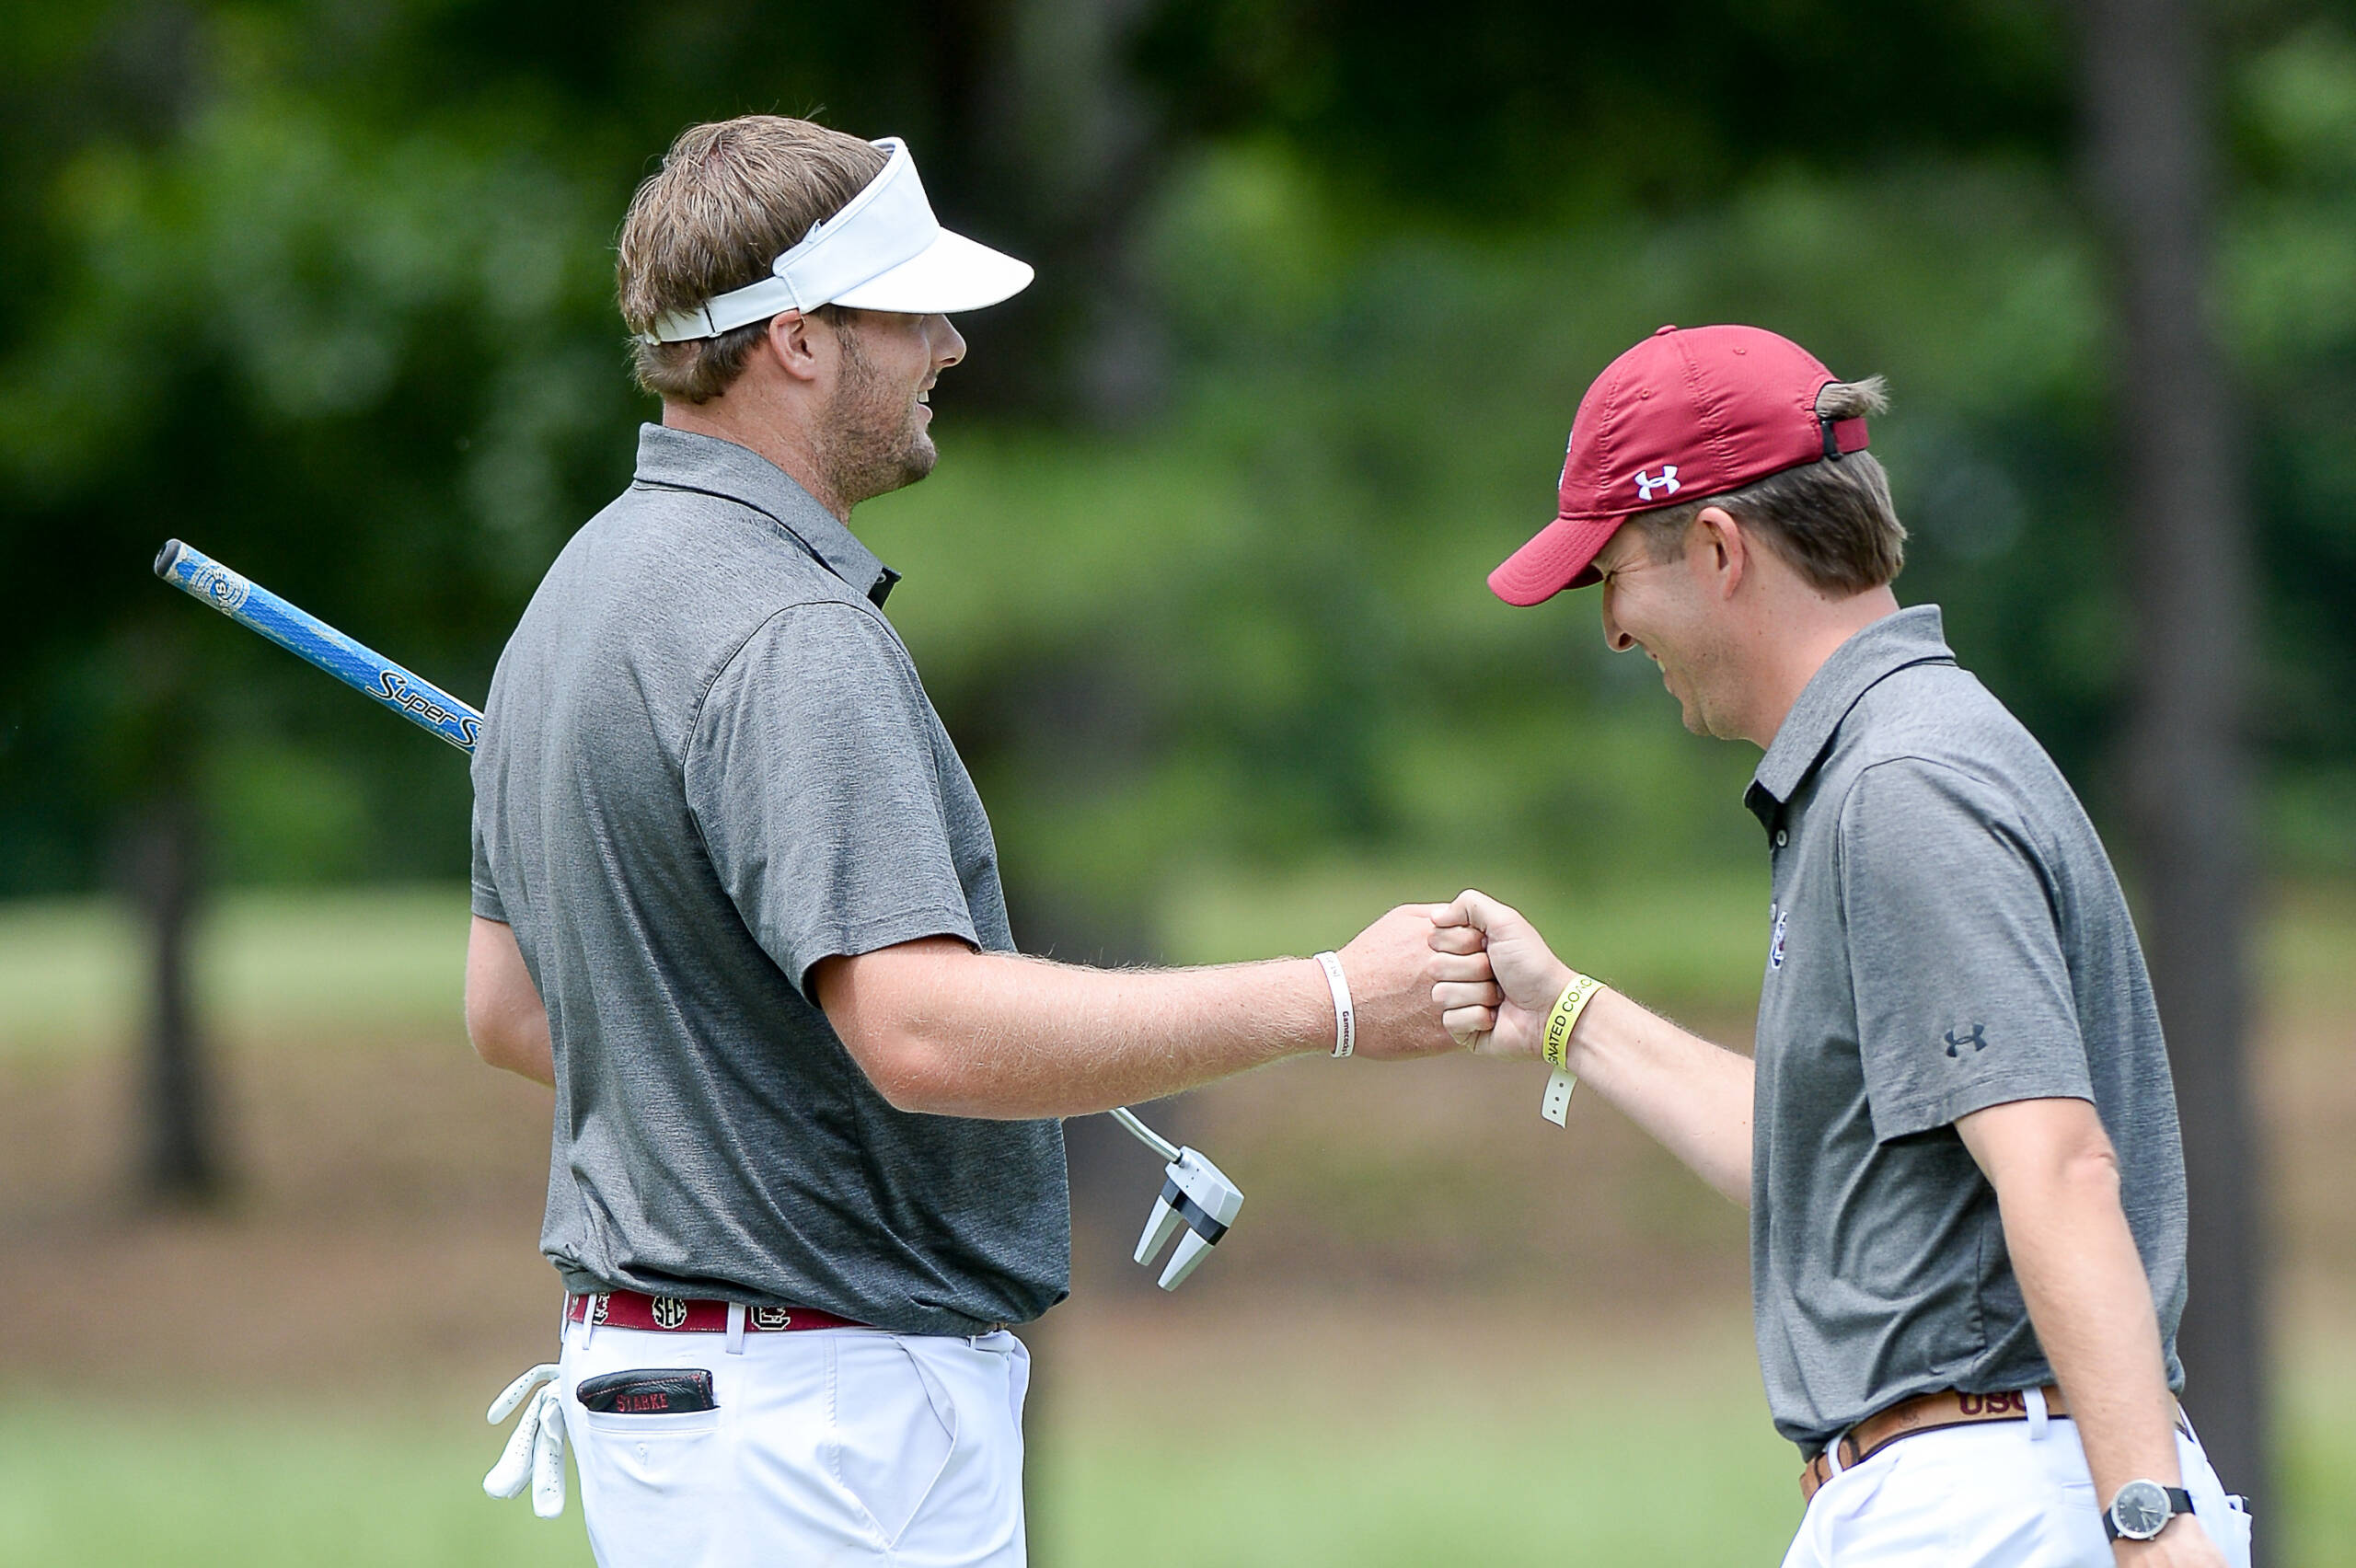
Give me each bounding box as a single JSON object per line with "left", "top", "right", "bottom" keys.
{"left": 815, "top": 320, "right": 937, "bottom": 508}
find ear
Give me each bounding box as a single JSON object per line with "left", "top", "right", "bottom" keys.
{"left": 761, "top": 309, "right": 826, "bottom": 385}
{"left": 1691, "top": 506, "right": 1750, "bottom": 601}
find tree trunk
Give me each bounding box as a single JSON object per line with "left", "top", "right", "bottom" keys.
{"left": 2076, "top": 0, "right": 2269, "bottom": 1535}
{"left": 927, "top": 0, "right": 1172, "bottom": 421}
{"left": 132, "top": 796, "right": 220, "bottom": 1205}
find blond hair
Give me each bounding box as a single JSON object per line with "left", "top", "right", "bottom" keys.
{"left": 616, "top": 117, "right": 888, "bottom": 404}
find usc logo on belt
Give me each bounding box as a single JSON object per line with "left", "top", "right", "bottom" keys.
{"left": 1958, "top": 1390, "right": 2027, "bottom": 1415}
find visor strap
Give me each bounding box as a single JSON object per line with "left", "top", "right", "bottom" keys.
{"left": 640, "top": 136, "right": 932, "bottom": 344}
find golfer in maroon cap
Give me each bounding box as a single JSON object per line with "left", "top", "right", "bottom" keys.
{"left": 1431, "top": 326, "right": 2248, "bottom": 1566}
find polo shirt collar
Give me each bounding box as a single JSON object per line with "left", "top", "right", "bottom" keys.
{"left": 1745, "top": 604, "right": 1956, "bottom": 828}
{"left": 632, "top": 423, "right": 901, "bottom": 605}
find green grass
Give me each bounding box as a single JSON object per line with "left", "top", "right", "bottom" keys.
{"left": 2, "top": 874, "right": 2346, "bottom": 1060}
{"left": 0, "top": 1389, "right": 1800, "bottom": 1567}
{"left": 2265, "top": 879, "right": 2356, "bottom": 1014}
{"left": 2, "top": 1364, "right": 2350, "bottom": 1567}
{"left": 0, "top": 1404, "right": 592, "bottom": 1567}
{"left": 0, "top": 885, "right": 470, "bottom": 1058}
{"left": 1045, "top": 1393, "right": 1797, "bottom": 1566}
{"left": 0, "top": 870, "right": 1775, "bottom": 1060}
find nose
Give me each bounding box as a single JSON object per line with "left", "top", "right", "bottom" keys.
{"left": 1600, "top": 583, "right": 1636, "bottom": 652}
{"left": 930, "top": 315, "right": 966, "bottom": 370}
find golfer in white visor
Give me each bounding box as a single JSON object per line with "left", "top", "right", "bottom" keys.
{"left": 476, "top": 123, "right": 1051, "bottom": 1567}
{"left": 471, "top": 113, "right": 1468, "bottom": 1568}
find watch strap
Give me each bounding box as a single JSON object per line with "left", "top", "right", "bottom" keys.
{"left": 2102, "top": 1483, "right": 2195, "bottom": 1541}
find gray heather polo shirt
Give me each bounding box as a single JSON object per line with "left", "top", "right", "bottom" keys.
{"left": 1746, "top": 605, "right": 2187, "bottom": 1452}
{"left": 470, "top": 424, "right": 1068, "bottom": 1337}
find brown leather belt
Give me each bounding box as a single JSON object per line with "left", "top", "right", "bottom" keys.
{"left": 1798, "top": 1387, "right": 2189, "bottom": 1502}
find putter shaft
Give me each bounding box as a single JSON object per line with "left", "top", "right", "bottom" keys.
{"left": 1108, "top": 1105, "right": 1181, "bottom": 1162}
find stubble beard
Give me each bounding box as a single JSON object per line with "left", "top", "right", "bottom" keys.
{"left": 816, "top": 323, "right": 938, "bottom": 511}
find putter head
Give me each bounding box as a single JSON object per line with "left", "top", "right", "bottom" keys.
{"left": 1132, "top": 1147, "right": 1245, "bottom": 1290}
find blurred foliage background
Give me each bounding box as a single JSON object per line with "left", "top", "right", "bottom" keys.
{"left": 3, "top": 1, "right": 2354, "bottom": 1562}
{"left": 6, "top": 0, "right": 2355, "bottom": 913}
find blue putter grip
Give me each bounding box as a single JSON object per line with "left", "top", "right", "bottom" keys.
{"left": 153, "top": 539, "right": 483, "bottom": 754}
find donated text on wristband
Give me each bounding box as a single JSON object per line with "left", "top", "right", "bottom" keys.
{"left": 1540, "top": 971, "right": 1603, "bottom": 1126}
{"left": 1313, "top": 951, "right": 1355, "bottom": 1058}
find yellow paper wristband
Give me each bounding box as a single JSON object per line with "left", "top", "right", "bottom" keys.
{"left": 1542, "top": 972, "right": 1604, "bottom": 1070}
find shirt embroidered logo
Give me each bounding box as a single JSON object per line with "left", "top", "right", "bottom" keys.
{"left": 1768, "top": 908, "right": 1788, "bottom": 972}
{"left": 1633, "top": 466, "right": 1681, "bottom": 501}
{"left": 1944, "top": 1024, "right": 1989, "bottom": 1057}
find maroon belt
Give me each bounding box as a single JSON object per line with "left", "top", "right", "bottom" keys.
{"left": 567, "top": 1289, "right": 864, "bottom": 1334}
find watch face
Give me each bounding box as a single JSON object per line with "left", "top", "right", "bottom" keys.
{"left": 2111, "top": 1481, "right": 2171, "bottom": 1539}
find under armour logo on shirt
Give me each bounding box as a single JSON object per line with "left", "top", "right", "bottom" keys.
{"left": 1633, "top": 466, "right": 1680, "bottom": 501}
{"left": 1944, "top": 1024, "right": 1989, "bottom": 1057}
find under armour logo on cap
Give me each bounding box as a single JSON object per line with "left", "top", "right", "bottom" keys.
{"left": 1488, "top": 325, "right": 1876, "bottom": 605}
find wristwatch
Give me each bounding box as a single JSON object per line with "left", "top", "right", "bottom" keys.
{"left": 2104, "top": 1479, "right": 2195, "bottom": 1541}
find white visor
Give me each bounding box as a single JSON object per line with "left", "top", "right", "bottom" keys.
{"left": 641, "top": 138, "right": 1034, "bottom": 343}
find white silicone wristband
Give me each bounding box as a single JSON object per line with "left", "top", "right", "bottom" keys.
{"left": 1312, "top": 951, "right": 1355, "bottom": 1058}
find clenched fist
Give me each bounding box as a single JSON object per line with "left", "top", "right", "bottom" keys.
{"left": 1427, "top": 890, "right": 1573, "bottom": 1059}
{"left": 1334, "top": 903, "right": 1493, "bottom": 1060}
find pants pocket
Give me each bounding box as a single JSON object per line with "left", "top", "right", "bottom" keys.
{"left": 577, "top": 1405, "right": 723, "bottom": 1473}
{"left": 2212, "top": 1494, "right": 2254, "bottom": 1568}
{"left": 571, "top": 1403, "right": 726, "bottom": 1568}
{"left": 827, "top": 1334, "right": 961, "bottom": 1548}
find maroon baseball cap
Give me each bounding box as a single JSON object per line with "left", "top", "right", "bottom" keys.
{"left": 1488, "top": 324, "right": 1871, "bottom": 605}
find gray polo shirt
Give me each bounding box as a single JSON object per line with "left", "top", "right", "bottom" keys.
{"left": 470, "top": 424, "right": 1068, "bottom": 1337}
{"left": 1746, "top": 605, "right": 2187, "bottom": 1451}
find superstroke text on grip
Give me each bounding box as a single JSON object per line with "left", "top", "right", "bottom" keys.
{"left": 152, "top": 539, "right": 482, "bottom": 754}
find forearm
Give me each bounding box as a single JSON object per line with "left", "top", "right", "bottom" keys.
{"left": 1426, "top": 892, "right": 1753, "bottom": 1204}
{"left": 1996, "top": 1153, "right": 2181, "bottom": 1507}
{"left": 1564, "top": 986, "right": 1754, "bottom": 1205}
{"left": 827, "top": 946, "right": 1337, "bottom": 1118}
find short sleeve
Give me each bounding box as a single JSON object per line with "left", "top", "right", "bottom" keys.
{"left": 686, "top": 602, "right": 980, "bottom": 1000}
{"left": 1839, "top": 758, "right": 2093, "bottom": 1142}
{"left": 469, "top": 801, "right": 506, "bottom": 923}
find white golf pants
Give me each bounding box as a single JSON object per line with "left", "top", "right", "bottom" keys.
{"left": 1780, "top": 1410, "right": 2252, "bottom": 1568}
{"left": 560, "top": 1313, "right": 1031, "bottom": 1568}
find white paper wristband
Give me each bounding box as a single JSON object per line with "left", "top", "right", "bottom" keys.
{"left": 1312, "top": 951, "right": 1355, "bottom": 1058}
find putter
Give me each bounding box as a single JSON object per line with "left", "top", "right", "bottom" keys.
{"left": 1109, "top": 1107, "right": 1245, "bottom": 1290}
{"left": 155, "top": 538, "right": 1238, "bottom": 1287}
